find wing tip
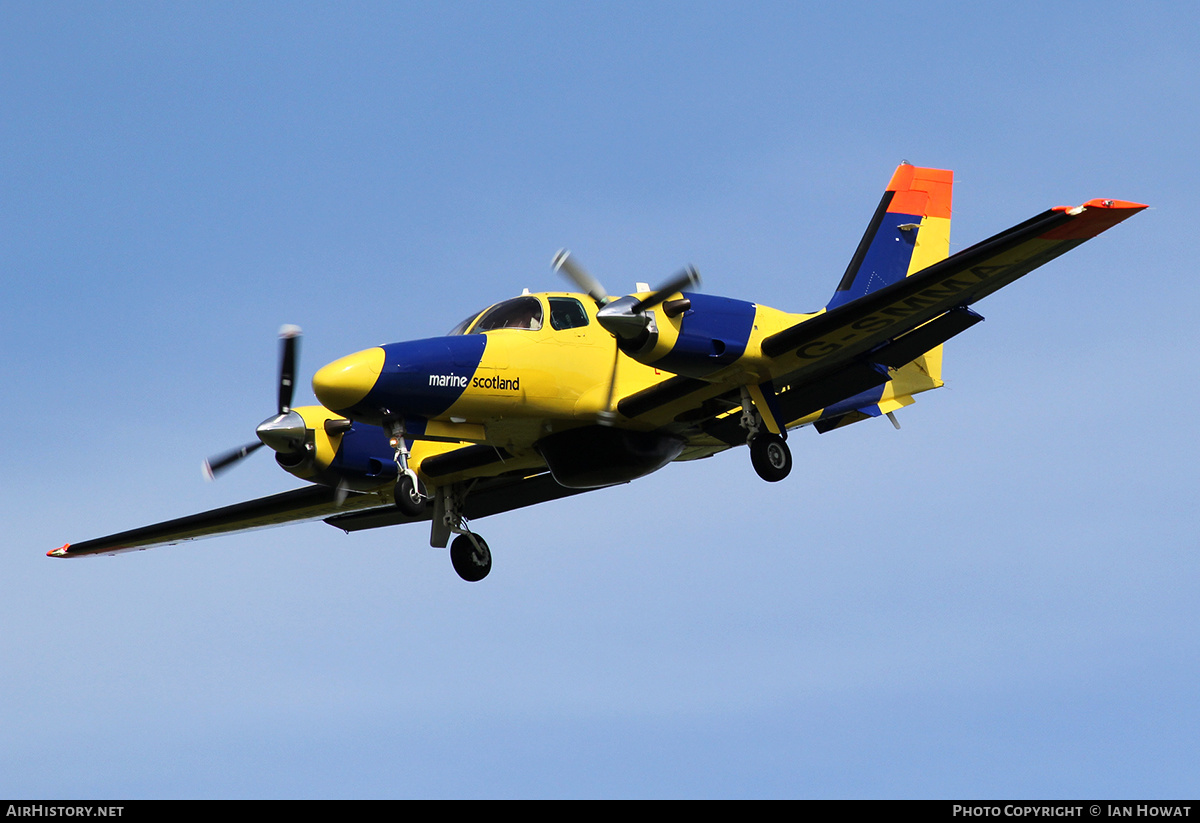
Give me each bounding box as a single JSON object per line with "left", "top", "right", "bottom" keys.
{"left": 1043, "top": 198, "right": 1147, "bottom": 239}
{"left": 47, "top": 543, "right": 71, "bottom": 558}
{"left": 1055, "top": 198, "right": 1149, "bottom": 213}
{"left": 1089, "top": 198, "right": 1148, "bottom": 211}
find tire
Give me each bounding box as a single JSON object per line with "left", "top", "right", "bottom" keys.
{"left": 394, "top": 474, "right": 426, "bottom": 516}
{"left": 451, "top": 534, "right": 492, "bottom": 582}
{"left": 750, "top": 433, "right": 792, "bottom": 482}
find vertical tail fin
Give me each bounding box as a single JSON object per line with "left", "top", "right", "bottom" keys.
{"left": 826, "top": 163, "right": 953, "bottom": 311}
{"left": 813, "top": 164, "right": 954, "bottom": 433}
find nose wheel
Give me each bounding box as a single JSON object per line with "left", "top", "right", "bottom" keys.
{"left": 394, "top": 474, "right": 426, "bottom": 517}
{"left": 450, "top": 534, "right": 492, "bottom": 582}
{"left": 387, "top": 419, "right": 430, "bottom": 518}
{"left": 749, "top": 433, "right": 792, "bottom": 482}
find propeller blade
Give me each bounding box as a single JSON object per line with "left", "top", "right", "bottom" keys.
{"left": 205, "top": 325, "right": 304, "bottom": 482}
{"left": 277, "top": 324, "right": 302, "bottom": 413}
{"left": 553, "top": 249, "right": 609, "bottom": 305}
{"left": 631, "top": 266, "right": 700, "bottom": 313}
{"left": 202, "top": 441, "right": 265, "bottom": 481}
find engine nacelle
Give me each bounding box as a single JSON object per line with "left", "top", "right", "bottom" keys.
{"left": 613, "top": 292, "right": 757, "bottom": 380}
{"left": 282, "top": 406, "right": 399, "bottom": 492}
{"left": 536, "top": 425, "right": 686, "bottom": 489}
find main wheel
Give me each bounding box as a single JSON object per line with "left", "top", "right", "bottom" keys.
{"left": 750, "top": 433, "right": 792, "bottom": 482}
{"left": 394, "top": 474, "right": 425, "bottom": 516}
{"left": 451, "top": 534, "right": 492, "bottom": 582}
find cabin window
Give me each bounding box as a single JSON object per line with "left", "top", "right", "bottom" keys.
{"left": 549, "top": 297, "right": 589, "bottom": 331}
{"left": 470, "top": 296, "right": 544, "bottom": 333}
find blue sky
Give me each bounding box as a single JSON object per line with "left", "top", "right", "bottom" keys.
{"left": 4, "top": 1, "right": 1197, "bottom": 798}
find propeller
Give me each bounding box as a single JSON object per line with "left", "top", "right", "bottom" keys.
{"left": 595, "top": 265, "right": 700, "bottom": 341}
{"left": 202, "top": 325, "right": 308, "bottom": 480}
{"left": 553, "top": 249, "right": 700, "bottom": 341}
{"left": 202, "top": 441, "right": 264, "bottom": 480}
{"left": 553, "top": 250, "right": 701, "bottom": 425}
{"left": 277, "top": 323, "right": 301, "bottom": 413}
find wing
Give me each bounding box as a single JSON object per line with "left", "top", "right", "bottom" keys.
{"left": 757, "top": 198, "right": 1147, "bottom": 430}
{"left": 48, "top": 467, "right": 594, "bottom": 558}
{"left": 761, "top": 198, "right": 1147, "bottom": 370}
{"left": 616, "top": 197, "right": 1146, "bottom": 440}
{"left": 47, "top": 485, "right": 391, "bottom": 557}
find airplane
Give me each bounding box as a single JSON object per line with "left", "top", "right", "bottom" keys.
{"left": 47, "top": 164, "right": 1146, "bottom": 581}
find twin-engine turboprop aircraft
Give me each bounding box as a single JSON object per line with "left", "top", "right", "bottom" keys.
{"left": 48, "top": 164, "right": 1145, "bottom": 581}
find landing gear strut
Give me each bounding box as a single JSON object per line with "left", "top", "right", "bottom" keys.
{"left": 388, "top": 419, "right": 428, "bottom": 517}
{"left": 432, "top": 482, "right": 492, "bottom": 582}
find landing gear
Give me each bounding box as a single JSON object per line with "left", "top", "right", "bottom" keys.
{"left": 749, "top": 432, "right": 792, "bottom": 482}
{"left": 450, "top": 534, "right": 492, "bottom": 582}
{"left": 432, "top": 482, "right": 493, "bottom": 582}
{"left": 739, "top": 386, "right": 792, "bottom": 483}
{"left": 388, "top": 418, "right": 428, "bottom": 517}
{"left": 394, "top": 474, "right": 426, "bottom": 517}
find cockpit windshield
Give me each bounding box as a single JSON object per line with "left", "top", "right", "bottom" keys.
{"left": 469, "top": 296, "right": 543, "bottom": 333}
{"left": 447, "top": 311, "right": 482, "bottom": 336}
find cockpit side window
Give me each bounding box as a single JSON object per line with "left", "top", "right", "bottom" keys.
{"left": 549, "top": 297, "right": 590, "bottom": 331}
{"left": 470, "top": 296, "right": 543, "bottom": 333}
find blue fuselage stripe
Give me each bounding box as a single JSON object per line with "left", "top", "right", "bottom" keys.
{"left": 365, "top": 335, "right": 487, "bottom": 418}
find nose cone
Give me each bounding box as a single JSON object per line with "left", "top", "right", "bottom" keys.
{"left": 313, "top": 347, "right": 385, "bottom": 412}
